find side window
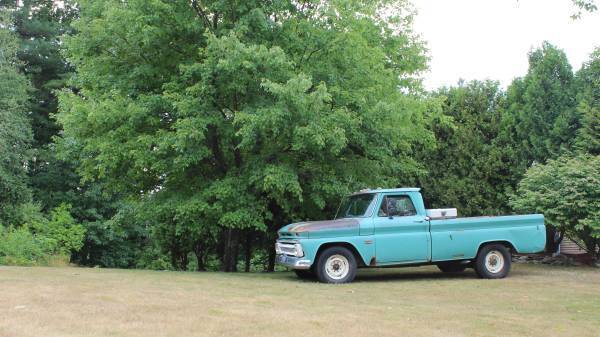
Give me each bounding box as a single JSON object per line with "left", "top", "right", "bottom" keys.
{"left": 378, "top": 195, "right": 417, "bottom": 217}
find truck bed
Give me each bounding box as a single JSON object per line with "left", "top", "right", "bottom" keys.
{"left": 429, "top": 214, "right": 546, "bottom": 261}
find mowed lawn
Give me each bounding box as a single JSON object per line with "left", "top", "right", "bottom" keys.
{"left": 1, "top": 264, "right": 599, "bottom": 337}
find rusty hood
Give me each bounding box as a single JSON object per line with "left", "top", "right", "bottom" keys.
{"left": 278, "top": 218, "right": 360, "bottom": 239}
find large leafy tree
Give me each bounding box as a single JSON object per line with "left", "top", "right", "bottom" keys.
{"left": 0, "top": 11, "right": 33, "bottom": 224}
{"left": 58, "top": 0, "right": 433, "bottom": 271}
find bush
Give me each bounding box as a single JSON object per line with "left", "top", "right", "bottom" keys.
{"left": 0, "top": 204, "right": 85, "bottom": 266}
{"left": 135, "top": 245, "right": 173, "bottom": 271}
{"left": 510, "top": 154, "right": 600, "bottom": 260}
{"left": 32, "top": 204, "right": 86, "bottom": 255}
{"left": 0, "top": 225, "right": 50, "bottom": 266}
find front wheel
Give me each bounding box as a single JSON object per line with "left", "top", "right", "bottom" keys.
{"left": 475, "top": 244, "right": 511, "bottom": 279}
{"left": 315, "top": 246, "right": 357, "bottom": 284}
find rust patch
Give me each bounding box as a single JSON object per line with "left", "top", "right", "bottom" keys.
{"left": 288, "top": 219, "right": 359, "bottom": 233}
{"left": 369, "top": 257, "right": 377, "bottom": 266}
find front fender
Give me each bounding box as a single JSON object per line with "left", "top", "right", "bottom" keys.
{"left": 297, "top": 236, "right": 375, "bottom": 267}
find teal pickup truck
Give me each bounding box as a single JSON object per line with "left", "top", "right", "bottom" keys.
{"left": 276, "top": 188, "right": 545, "bottom": 283}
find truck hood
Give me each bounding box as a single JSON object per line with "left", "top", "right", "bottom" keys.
{"left": 278, "top": 218, "right": 360, "bottom": 239}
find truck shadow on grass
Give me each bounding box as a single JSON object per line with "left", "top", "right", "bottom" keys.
{"left": 284, "top": 267, "right": 529, "bottom": 283}
{"left": 354, "top": 266, "right": 530, "bottom": 282}
{"left": 353, "top": 269, "right": 478, "bottom": 282}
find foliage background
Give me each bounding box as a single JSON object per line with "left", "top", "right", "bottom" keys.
{"left": 0, "top": 0, "right": 598, "bottom": 269}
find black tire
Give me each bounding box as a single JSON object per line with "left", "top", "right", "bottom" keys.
{"left": 315, "top": 246, "right": 357, "bottom": 284}
{"left": 475, "top": 244, "right": 511, "bottom": 279}
{"left": 437, "top": 261, "right": 467, "bottom": 273}
{"left": 294, "top": 269, "right": 316, "bottom": 280}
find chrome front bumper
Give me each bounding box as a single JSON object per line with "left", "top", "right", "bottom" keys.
{"left": 276, "top": 254, "right": 312, "bottom": 270}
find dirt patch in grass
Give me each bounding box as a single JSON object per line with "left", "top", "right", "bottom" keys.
{"left": 1, "top": 264, "right": 599, "bottom": 337}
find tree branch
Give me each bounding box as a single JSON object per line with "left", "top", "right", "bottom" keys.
{"left": 191, "top": 0, "right": 214, "bottom": 33}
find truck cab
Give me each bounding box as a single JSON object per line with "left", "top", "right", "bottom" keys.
{"left": 276, "top": 188, "right": 545, "bottom": 283}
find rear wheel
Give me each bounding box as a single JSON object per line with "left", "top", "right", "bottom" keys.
{"left": 475, "top": 244, "right": 511, "bottom": 279}
{"left": 315, "top": 246, "right": 357, "bottom": 284}
{"left": 437, "top": 262, "right": 467, "bottom": 273}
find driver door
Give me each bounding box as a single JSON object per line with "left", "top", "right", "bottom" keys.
{"left": 373, "top": 194, "right": 430, "bottom": 264}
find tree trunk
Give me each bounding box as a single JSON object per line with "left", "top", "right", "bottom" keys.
{"left": 267, "top": 241, "right": 276, "bottom": 272}
{"left": 244, "top": 232, "right": 252, "bottom": 272}
{"left": 194, "top": 242, "right": 206, "bottom": 271}
{"left": 266, "top": 200, "right": 284, "bottom": 272}
{"left": 584, "top": 237, "right": 600, "bottom": 262}
{"left": 180, "top": 252, "right": 189, "bottom": 271}
{"left": 221, "top": 228, "right": 239, "bottom": 272}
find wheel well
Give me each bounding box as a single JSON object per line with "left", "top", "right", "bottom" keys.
{"left": 477, "top": 241, "right": 517, "bottom": 255}
{"left": 315, "top": 242, "right": 366, "bottom": 267}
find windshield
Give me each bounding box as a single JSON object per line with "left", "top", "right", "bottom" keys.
{"left": 338, "top": 193, "right": 376, "bottom": 218}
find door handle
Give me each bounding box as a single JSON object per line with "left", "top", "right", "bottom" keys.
{"left": 414, "top": 220, "right": 424, "bottom": 223}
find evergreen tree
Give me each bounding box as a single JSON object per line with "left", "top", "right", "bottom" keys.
{"left": 574, "top": 48, "right": 600, "bottom": 155}
{"left": 505, "top": 42, "right": 578, "bottom": 165}
{"left": 0, "top": 0, "right": 79, "bottom": 211}
{"left": 0, "top": 11, "right": 33, "bottom": 224}
{"left": 419, "top": 80, "right": 511, "bottom": 216}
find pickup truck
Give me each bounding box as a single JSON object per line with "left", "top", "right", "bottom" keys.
{"left": 275, "top": 188, "right": 545, "bottom": 283}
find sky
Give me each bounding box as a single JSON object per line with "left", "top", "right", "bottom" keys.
{"left": 411, "top": 0, "right": 600, "bottom": 89}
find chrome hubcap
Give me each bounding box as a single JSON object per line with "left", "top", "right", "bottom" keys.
{"left": 485, "top": 250, "right": 505, "bottom": 273}
{"left": 325, "top": 254, "right": 349, "bottom": 280}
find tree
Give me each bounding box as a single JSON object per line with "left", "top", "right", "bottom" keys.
{"left": 0, "top": 1, "right": 80, "bottom": 212}
{"left": 504, "top": 42, "right": 577, "bottom": 166}
{"left": 419, "top": 80, "right": 512, "bottom": 216}
{"left": 57, "top": 0, "right": 433, "bottom": 271}
{"left": 501, "top": 43, "right": 588, "bottom": 252}
{"left": 571, "top": 0, "right": 598, "bottom": 19}
{"left": 5, "top": 0, "right": 78, "bottom": 147}
{"left": 0, "top": 10, "right": 33, "bottom": 224}
{"left": 510, "top": 154, "right": 600, "bottom": 261}
{"left": 574, "top": 48, "right": 600, "bottom": 155}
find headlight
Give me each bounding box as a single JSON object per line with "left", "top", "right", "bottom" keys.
{"left": 275, "top": 242, "right": 282, "bottom": 255}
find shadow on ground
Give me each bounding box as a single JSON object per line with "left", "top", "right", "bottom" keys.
{"left": 280, "top": 265, "right": 533, "bottom": 283}
{"left": 354, "top": 269, "right": 477, "bottom": 282}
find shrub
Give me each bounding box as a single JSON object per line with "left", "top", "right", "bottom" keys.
{"left": 32, "top": 203, "right": 86, "bottom": 255}
{"left": 0, "top": 225, "right": 50, "bottom": 266}
{"left": 0, "top": 204, "right": 86, "bottom": 266}
{"left": 510, "top": 154, "right": 600, "bottom": 260}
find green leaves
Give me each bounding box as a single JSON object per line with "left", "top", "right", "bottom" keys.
{"left": 57, "top": 0, "right": 432, "bottom": 270}
{"left": 510, "top": 154, "right": 600, "bottom": 257}
{"left": 0, "top": 203, "right": 85, "bottom": 266}
{"left": 419, "top": 80, "right": 510, "bottom": 216}
{"left": 0, "top": 11, "right": 33, "bottom": 224}
{"left": 507, "top": 42, "right": 577, "bottom": 164}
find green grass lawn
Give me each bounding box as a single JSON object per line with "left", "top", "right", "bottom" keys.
{"left": 1, "top": 264, "right": 599, "bottom": 337}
